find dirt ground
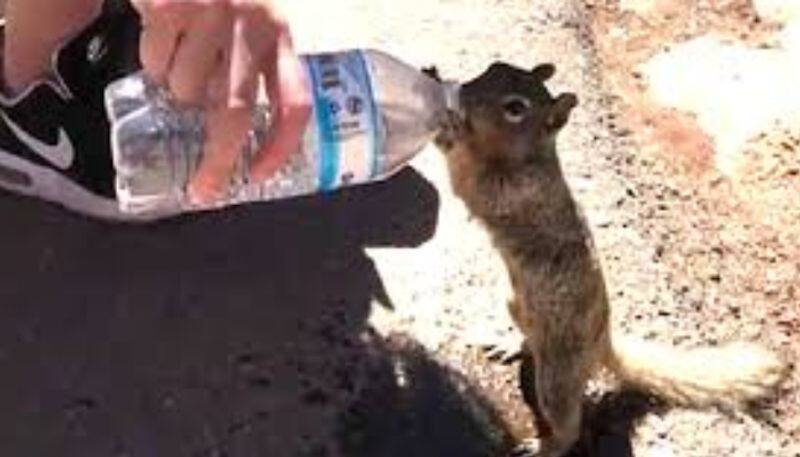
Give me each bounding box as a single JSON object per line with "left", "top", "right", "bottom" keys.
{"left": 0, "top": 1, "right": 797, "bottom": 456}
{"left": 585, "top": 1, "right": 799, "bottom": 456}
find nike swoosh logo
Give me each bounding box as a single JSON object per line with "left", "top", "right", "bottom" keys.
{"left": 0, "top": 111, "right": 75, "bottom": 170}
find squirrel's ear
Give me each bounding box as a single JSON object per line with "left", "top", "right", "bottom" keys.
{"left": 546, "top": 93, "right": 578, "bottom": 132}
{"left": 422, "top": 66, "right": 442, "bottom": 82}
{"left": 531, "top": 63, "right": 556, "bottom": 81}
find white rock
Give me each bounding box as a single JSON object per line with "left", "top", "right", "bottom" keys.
{"left": 643, "top": 35, "right": 800, "bottom": 177}
{"left": 648, "top": 444, "right": 676, "bottom": 457}
{"left": 753, "top": 0, "right": 800, "bottom": 24}
{"left": 782, "top": 21, "right": 800, "bottom": 51}
{"left": 619, "top": 0, "right": 681, "bottom": 15}
{"left": 620, "top": 0, "right": 658, "bottom": 14}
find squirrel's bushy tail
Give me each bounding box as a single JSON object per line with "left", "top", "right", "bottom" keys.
{"left": 605, "top": 334, "right": 790, "bottom": 408}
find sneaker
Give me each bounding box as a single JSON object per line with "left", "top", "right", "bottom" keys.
{"left": 0, "top": 0, "right": 147, "bottom": 221}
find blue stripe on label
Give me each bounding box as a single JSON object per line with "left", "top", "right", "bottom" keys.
{"left": 307, "top": 56, "right": 339, "bottom": 192}
{"left": 353, "top": 51, "right": 383, "bottom": 179}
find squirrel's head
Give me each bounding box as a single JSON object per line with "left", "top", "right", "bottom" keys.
{"left": 454, "top": 62, "right": 577, "bottom": 164}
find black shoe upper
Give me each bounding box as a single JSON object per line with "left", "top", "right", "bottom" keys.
{"left": 0, "top": 0, "right": 142, "bottom": 199}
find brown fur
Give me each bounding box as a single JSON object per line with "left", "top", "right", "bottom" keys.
{"left": 435, "top": 62, "right": 790, "bottom": 457}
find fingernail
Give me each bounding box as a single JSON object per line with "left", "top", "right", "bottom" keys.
{"left": 186, "top": 181, "right": 218, "bottom": 207}
{"left": 186, "top": 186, "right": 206, "bottom": 207}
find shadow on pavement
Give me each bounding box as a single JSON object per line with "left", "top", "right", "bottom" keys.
{"left": 0, "top": 168, "right": 510, "bottom": 457}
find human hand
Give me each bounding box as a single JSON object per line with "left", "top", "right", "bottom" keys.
{"left": 131, "top": 0, "right": 311, "bottom": 204}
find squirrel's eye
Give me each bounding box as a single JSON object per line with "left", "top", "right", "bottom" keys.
{"left": 501, "top": 95, "right": 531, "bottom": 123}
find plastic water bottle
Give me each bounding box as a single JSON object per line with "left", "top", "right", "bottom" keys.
{"left": 104, "top": 49, "right": 459, "bottom": 216}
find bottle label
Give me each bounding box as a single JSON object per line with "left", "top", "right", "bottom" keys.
{"left": 303, "top": 50, "right": 384, "bottom": 191}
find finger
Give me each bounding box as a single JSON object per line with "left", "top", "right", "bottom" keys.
{"left": 249, "top": 32, "right": 311, "bottom": 181}
{"left": 132, "top": 0, "right": 199, "bottom": 26}
{"left": 205, "top": 48, "right": 231, "bottom": 105}
{"left": 139, "top": 25, "right": 181, "bottom": 84}
{"left": 135, "top": 0, "right": 199, "bottom": 84}
{"left": 222, "top": 15, "right": 261, "bottom": 109}
{"left": 187, "top": 107, "right": 251, "bottom": 204}
{"left": 168, "top": 5, "right": 232, "bottom": 105}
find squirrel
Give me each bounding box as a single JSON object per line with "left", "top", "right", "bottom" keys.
{"left": 429, "top": 62, "right": 791, "bottom": 457}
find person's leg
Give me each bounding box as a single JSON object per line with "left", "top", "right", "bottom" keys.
{"left": 4, "top": 0, "right": 102, "bottom": 93}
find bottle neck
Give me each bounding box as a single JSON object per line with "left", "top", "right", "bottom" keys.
{"left": 442, "top": 81, "right": 461, "bottom": 113}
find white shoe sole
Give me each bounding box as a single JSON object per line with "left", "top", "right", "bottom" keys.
{"left": 0, "top": 147, "right": 163, "bottom": 222}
